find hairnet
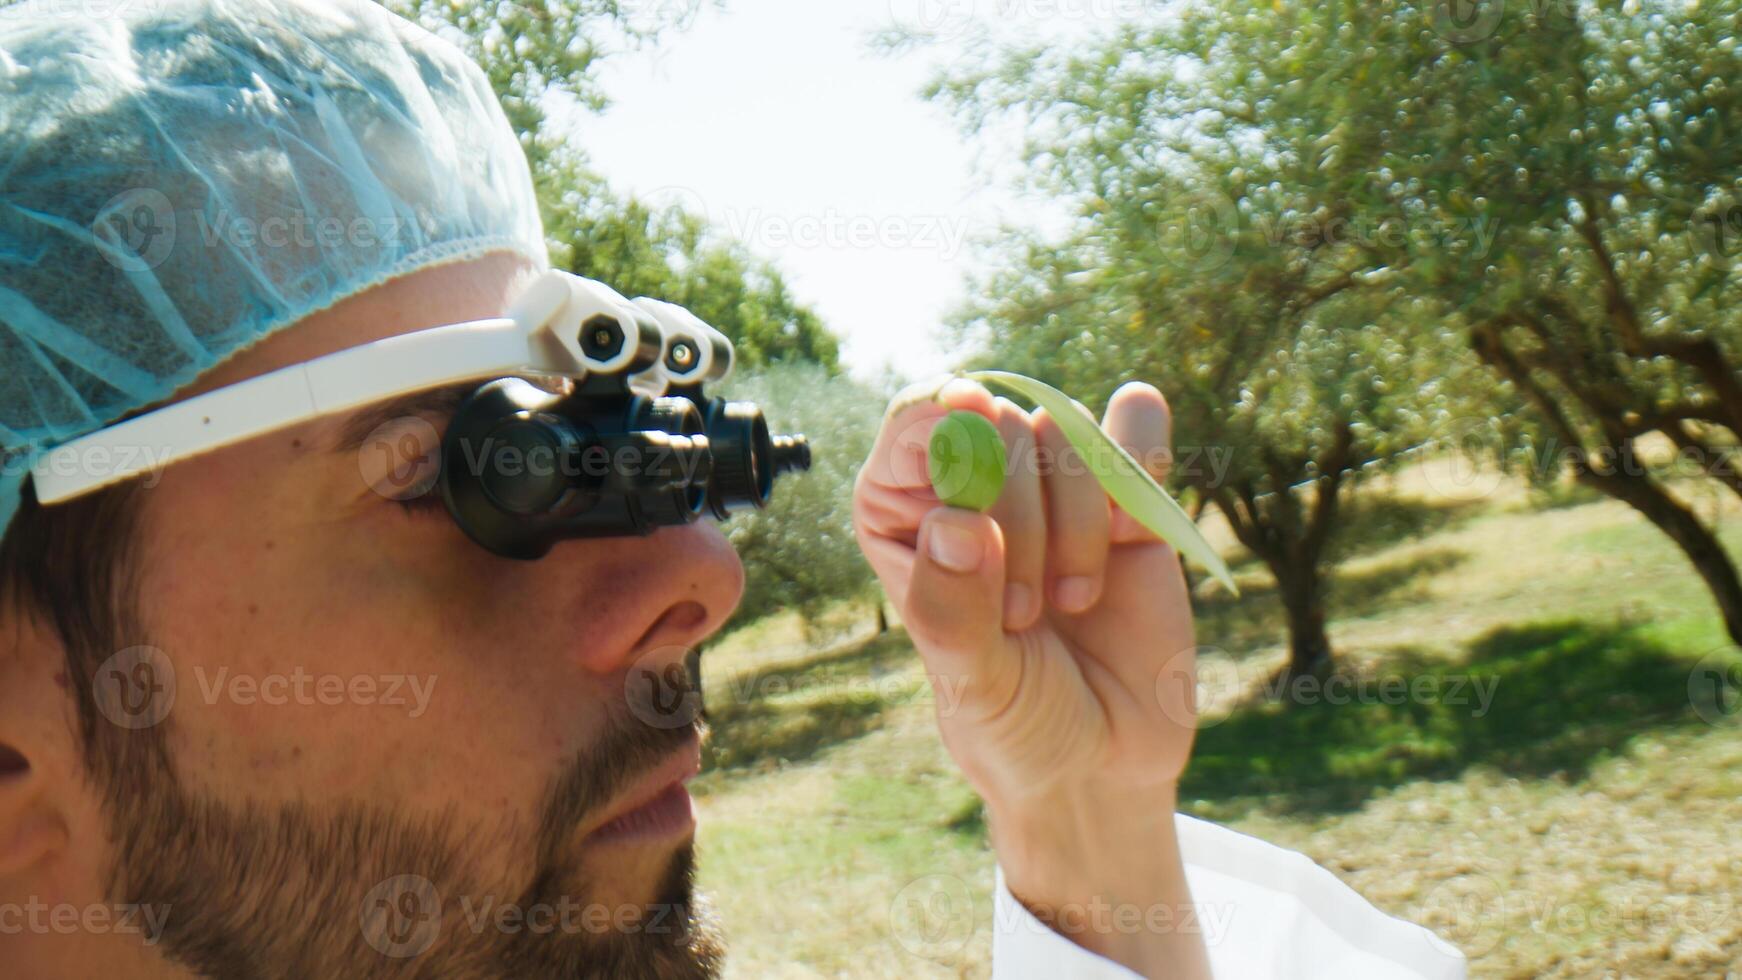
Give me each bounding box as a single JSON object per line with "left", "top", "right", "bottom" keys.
{"left": 0, "top": 0, "right": 550, "bottom": 542}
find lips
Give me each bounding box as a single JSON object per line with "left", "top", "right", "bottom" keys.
{"left": 582, "top": 734, "right": 702, "bottom": 845}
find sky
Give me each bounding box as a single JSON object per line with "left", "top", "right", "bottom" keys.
{"left": 566, "top": 0, "right": 1085, "bottom": 382}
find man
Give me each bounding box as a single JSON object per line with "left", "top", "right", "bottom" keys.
{"left": 0, "top": 0, "right": 1464, "bottom": 976}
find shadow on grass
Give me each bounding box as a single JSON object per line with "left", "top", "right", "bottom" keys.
{"left": 1526, "top": 478, "right": 1608, "bottom": 512}
{"left": 1196, "top": 548, "right": 1470, "bottom": 655}
{"left": 1208, "top": 494, "right": 1465, "bottom": 570}
{"left": 942, "top": 795, "right": 988, "bottom": 840}
{"left": 1329, "top": 493, "right": 1486, "bottom": 561}
{"left": 1181, "top": 619, "right": 1707, "bottom": 821}
{"left": 1333, "top": 548, "right": 1468, "bottom": 613}
{"left": 701, "top": 630, "right": 918, "bottom": 773}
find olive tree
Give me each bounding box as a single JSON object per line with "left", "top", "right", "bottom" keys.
{"left": 918, "top": 2, "right": 1498, "bottom": 676}
{"left": 717, "top": 363, "right": 886, "bottom": 633}
{"left": 1103, "top": 0, "right": 1742, "bottom": 644}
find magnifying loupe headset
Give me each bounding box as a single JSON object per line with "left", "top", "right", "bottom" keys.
{"left": 30, "top": 270, "right": 812, "bottom": 558}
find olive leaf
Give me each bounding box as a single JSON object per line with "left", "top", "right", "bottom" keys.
{"left": 963, "top": 370, "right": 1238, "bottom": 595}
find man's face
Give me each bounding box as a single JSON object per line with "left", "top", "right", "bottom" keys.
{"left": 3, "top": 253, "right": 745, "bottom": 978}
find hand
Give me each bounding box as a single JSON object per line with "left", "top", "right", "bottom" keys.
{"left": 853, "top": 376, "right": 1209, "bottom": 978}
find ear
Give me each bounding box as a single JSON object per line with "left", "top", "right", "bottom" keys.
{"left": 0, "top": 616, "right": 73, "bottom": 877}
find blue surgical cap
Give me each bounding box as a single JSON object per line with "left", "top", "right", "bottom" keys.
{"left": 0, "top": 0, "right": 549, "bottom": 542}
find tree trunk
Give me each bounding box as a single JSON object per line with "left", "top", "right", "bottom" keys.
{"left": 1272, "top": 560, "right": 1333, "bottom": 682}
{"left": 874, "top": 601, "right": 889, "bottom": 636}
{"left": 686, "top": 644, "right": 708, "bottom": 724}
{"left": 1585, "top": 467, "right": 1742, "bottom": 647}
{"left": 1178, "top": 495, "right": 1209, "bottom": 595}
{"left": 1207, "top": 457, "right": 1351, "bottom": 683}
{"left": 1472, "top": 315, "right": 1742, "bottom": 647}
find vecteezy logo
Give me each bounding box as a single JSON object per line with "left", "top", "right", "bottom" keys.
{"left": 638, "top": 184, "right": 712, "bottom": 225}
{"left": 1417, "top": 872, "right": 1507, "bottom": 958}
{"left": 358, "top": 416, "right": 443, "bottom": 501}
{"left": 93, "top": 188, "right": 177, "bottom": 274}
{"left": 1157, "top": 645, "right": 1254, "bottom": 730}
{"left": 888, "top": 873, "right": 976, "bottom": 959}
{"left": 1689, "top": 196, "right": 1742, "bottom": 263}
{"left": 1430, "top": 0, "right": 1504, "bottom": 43}
{"left": 625, "top": 646, "right": 704, "bottom": 730}
{"left": 883, "top": 0, "right": 976, "bottom": 39}
{"left": 1423, "top": 416, "right": 1508, "bottom": 503}
{"left": 908, "top": 0, "right": 975, "bottom": 37}
{"left": 359, "top": 874, "right": 442, "bottom": 958}
{"left": 1689, "top": 647, "right": 1742, "bottom": 725}
{"left": 1156, "top": 190, "right": 1239, "bottom": 273}
{"left": 93, "top": 646, "right": 177, "bottom": 730}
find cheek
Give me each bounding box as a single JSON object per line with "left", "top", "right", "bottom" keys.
{"left": 133, "top": 490, "right": 593, "bottom": 831}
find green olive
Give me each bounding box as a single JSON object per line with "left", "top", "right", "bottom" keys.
{"left": 928, "top": 410, "right": 1007, "bottom": 512}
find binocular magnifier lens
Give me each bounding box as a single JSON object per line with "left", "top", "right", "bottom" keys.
{"left": 439, "top": 378, "right": 811, "bottom": 559}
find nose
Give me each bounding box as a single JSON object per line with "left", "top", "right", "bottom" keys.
{"left": 560, "top": 522, "right": 745, "bottom": 677}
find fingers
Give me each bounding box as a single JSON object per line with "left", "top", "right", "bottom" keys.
{"left": 902, "top": 508, "right": 1019, "bottom": 715}
{"left": 986, "top": 397, "right": 1045, "bottom": 631}
{"left": 854, "top": 377, "right": 997, "bottom": 602}
{"left": 855, "top": 377, "right": 1175, "bottom": 631}
{"left": 860, "top": 376, "right": 996, "bottom": 493}
{"left": 1061, "top": 381, "right": 1196, "bottom": 694}
{"left": 1101, "top": 381, "right": 1176, "bottom": 546}
{"left": 1034, "top": 406, "right": 1111, "bottom": 614}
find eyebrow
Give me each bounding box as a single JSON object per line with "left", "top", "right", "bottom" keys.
{"left": 329, "top": 380, "right": 482, "bottom": 453}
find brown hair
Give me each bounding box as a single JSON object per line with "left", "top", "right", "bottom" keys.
{"left": 0, "top": 478, "right": 146, "bottom": 764}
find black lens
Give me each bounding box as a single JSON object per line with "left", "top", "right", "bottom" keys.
{"left": 477, "top": 417, "right": 576, "bottom": 515}
{"left": 439, "top": 375, "right": 815, "bottom": 558}
{"left": 704, "top": 399, "right": 774, "bottom": 519}
{"left": 580, "top": 314, "right": 626, "bottom": 362}
{"left": 635, "top": 397, "right": 710, "bottom": 516}
{"left": 770, "top": 434, "right": 811, "bottom": 477}
{"left": 665, "top": 340, "right": 699, "bottom": 375}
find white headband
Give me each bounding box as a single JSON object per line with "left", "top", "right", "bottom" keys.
{"left": 31, "top": 271, "right": 734, "bottom": 504}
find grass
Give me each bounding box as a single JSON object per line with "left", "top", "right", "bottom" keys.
{"left": 691, "top": 464, "right": 1742, "bottom": 978}
{"left": 701, "top": 631, "right": 919, "bottom": 774}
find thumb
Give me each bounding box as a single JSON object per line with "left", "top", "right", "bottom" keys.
{"left": 905, "top": 507, "right": 1013, "bottom": 715}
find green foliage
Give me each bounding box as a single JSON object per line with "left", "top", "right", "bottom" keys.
{"left": 379, "top": 0, "right": 705, "bottom": 168}
{"left": 381, "top": 1, "right": 839, "bottom": 370}
{"left": 1247, "top": 0, "right": 1742, "bottom": 477}
{"left": 1123, "top": 0, "right": 1742, "bottom": 640}
{"left": 692, "top": 452, "right": 1742, "bottom": 977}
{"left": 538, "top": 152, "right": 841, "bottom": 369}
{"left": 924, "top": 2, "right": 1492, "bottom": 667}
{"left": 930, "top": 5, "right": 1497, "bottom": 490}
{"left": 920, "top": 0, "right": 1742, "bottom": 656}
{"left": 718, "top": 363, "right": 886, "bottom": 629}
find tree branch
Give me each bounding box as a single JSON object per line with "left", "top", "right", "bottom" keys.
{"left": 1574, "top": 208, "right": 1742, "bottom": 431}
{"left": 1302, "top": 421, "right": 1358, "bottom": 563}
{"left": 1667, "top": 422, "right": 1742, "bottom": 501}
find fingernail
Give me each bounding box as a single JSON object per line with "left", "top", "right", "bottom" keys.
{"left": 884, "top": 375, "right": 953, "bottom": 422}
{"left": 926, "top": 519, "right": 983, "bottom": 573}
{"left": 1054, "top": 575, "right": 1097, "bottom": 612}
{"left": 939, "top": 377, "right": 984, "bottom": 402}
{"left": 1003, "top": 582, "right": 1034, "bottom": 627}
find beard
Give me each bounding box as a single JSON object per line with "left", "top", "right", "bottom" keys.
{"left": 91, "top": 684, "right": 725, "bottom": 980}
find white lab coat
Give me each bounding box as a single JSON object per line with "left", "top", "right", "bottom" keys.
{"left": 991, "top": 814, "right": 1467, "bottom": 978}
